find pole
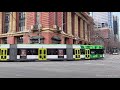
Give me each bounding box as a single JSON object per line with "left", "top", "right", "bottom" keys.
{"left": 36, "top": 12, "right": 40, "bottom": 44}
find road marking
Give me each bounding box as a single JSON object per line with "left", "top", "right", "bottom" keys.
{"left": 96, "top": 74, "right": 119, "bottom": 77}
{"left": 15, "top": 74, "right": 24, "bottom": 77}
{"left": 84, "top": 63, "right": 92, "bottom": 64}
{"left": 84, "top": 63, "right": 105, "bottom": 66}
{"left": 96, "top": 64, "right": 105, "bottom": 65}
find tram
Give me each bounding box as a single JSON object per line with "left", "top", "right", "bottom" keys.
{"left": 0, "top": 44, "right": 104, "bottom": 61}
{"left": 111, "top": 47, "right": 119, "bottom": 55}
{"left": 80, "top": 45, "right": 104, "bottom": 59}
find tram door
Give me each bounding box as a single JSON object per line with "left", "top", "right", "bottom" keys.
{"left": 0, "top": 48, "right": 8, "bottom": 61}
{"left": 38, "top": 48, "right": 47, "bottom": 60}
{"left": 74, "top": 48, "right": 81, "bottom": 60}
{"left": 85, "top": 49, "right": 90, "bottom": 59}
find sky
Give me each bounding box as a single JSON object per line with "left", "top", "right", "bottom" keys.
{"left": 113, "top": 12, "right": 120, "bottom": 16}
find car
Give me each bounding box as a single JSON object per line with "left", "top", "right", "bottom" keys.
{"left": 112, "top": 52, "right": 119, "bottom": 55}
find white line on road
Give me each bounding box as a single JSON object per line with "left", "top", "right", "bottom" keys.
{"left": 96, "top": 74, "right": 119, "bottom": 77}
{"left": 84, "top": 63, "right": 105, "bottom": 65}
{"left": 15, "top": 74, "right": 24, "bottom": 77}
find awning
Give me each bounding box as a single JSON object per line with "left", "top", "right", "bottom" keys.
{"left": 30, "top": 36, "right": 44, "bottom": 40}
{"left": 51, "top": 36, "right": 61, "bottom": 41}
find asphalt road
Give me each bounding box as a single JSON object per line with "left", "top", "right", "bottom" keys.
{"left": 0, "top": 54, "right": 120, "bottom": 78}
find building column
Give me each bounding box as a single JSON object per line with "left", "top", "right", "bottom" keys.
{"left": 12, "top": 12, "right": 16, "bottom": 33}
{"left": 67, "top": 12, "right": 72, "bottom": 35}
{"left": 9, "top": 12, "right": 13, "bottom": 33}
{"left": 80, "top": 19, "right": 84, "bottom": 39}
{"left": 7, "top": 36, "right": 15, "bottom": 44}
{"left": 23, "top": 34, "right": 29, "bottom": 44}
{"left": 41, "top": 32, "right": 51, "bottom": 44}
{"left": 85, "top": 22, "right": 88, "bottom": 41}
{"left": 24, "top": 12, "right": 27, "bottom": 31}
{"left": 7, "top": 12, "right": 15, "bottom": 44}
{"left": 0, "top": 12, "right": 2, "bottom": 34}
{"left": 88, "top": 25, "right": 90, "bottom": 42}
{"left": 60, "top": 35, "right": 64, "bottom": 44}
{"left": 68, "top": 38, "right": 73, "bottom": 44}
{"left": 75, "top": 15, "right": 78, "bottom": 36}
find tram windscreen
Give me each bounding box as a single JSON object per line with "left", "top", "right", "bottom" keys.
{"left": 90, "top": 49, "right": 104, "bottom": 54}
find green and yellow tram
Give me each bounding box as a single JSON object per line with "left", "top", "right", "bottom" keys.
{"left": 0, "top": 44, "right": 104, "bottom": 61}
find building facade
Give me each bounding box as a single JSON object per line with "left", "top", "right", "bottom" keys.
{"left": 90, "top": 12, "right": 113, "bottom": 30}
{"left": 91, "top": 27, "right": 114, "bottom": 53}
{"left": 113, "top": 16, "right": 119, "bottom": 42}
{"left": 0, "top": 12, "right": 94, "bottom": 45}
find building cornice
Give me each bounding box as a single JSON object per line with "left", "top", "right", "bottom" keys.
{"left": 75, "top": 12, "right": 94, "bottom": 25}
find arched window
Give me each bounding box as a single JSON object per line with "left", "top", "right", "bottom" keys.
{"left": 51, "top": 36, "right": 61, "bottom": 44}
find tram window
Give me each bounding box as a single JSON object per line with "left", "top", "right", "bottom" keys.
{"left": 63, "top": 49, "right": 66, "bottom": 55}
{"left": 17, "top": 49, "right": 38, "bottom": 55}
{"left": 33, "top": 49, "right": 38, "bottom": 55}
{"left": 73, "top": 49, "right": 75, "bottom": 54}
{"left": 73, "top": 49, "right": 80, "bottom": 54}
{"left": 44, "top": 55, "right": 46, "bottom": 58}
{"left": 47, "top": 49, "right": 58, "bottom": 55}
{"left": 76, "top": 50, "right": 77, "bottom": 54}
{"left": 96, "top": 49, "right": 104, "bottom": 54}
{"left": 91, "top": 49, "right": 104, "bottom": 54}
{"left": 4, "top": 50, "right": 6, "bottom": 55}
{"left": 40, "top": 50, "right": 42, "bottom": 54}
{"left": 91, "top": 51, "right": 95, "bottom": 54}
{"left": 90, "top": 49, "right": 95, "bottom": 54}
{"left": 96, "top": 50, "right": 99, "bottom": 54}
{"left": 47, "top": 49, "right": 66, "bottom": 55}
{"left": 58, "top": 49, "right": 66, "bottom": 55}
{"left": 100, "top": 49, "right": 104, "bottom": 54}
{"left": 43, "top": 50, "right": 46, "bottom": 54}
{"left": 1, "top": 50, "right": 3, "bottom": 55}
{"left": 80, "top": 49, "right": 85, "bottom": 54}
{"left": 27, "top": 49, "right": 30, "bottom": 55}
{"left": 27, "top": 49, "right": 38, "bottom": 55}
{"left": 7, "top": 49, "right": 9, "bottom": 55}
{"left": 17, "top": 49, "right": 20, "bottom": 55}
{"left": 39, "top": 55, "right": 42, "bottom": 58}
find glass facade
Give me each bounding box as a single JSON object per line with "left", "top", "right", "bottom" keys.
{"left": 90, "top": 12, "right": 113, "bottom": 30}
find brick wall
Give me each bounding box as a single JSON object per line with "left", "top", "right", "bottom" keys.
{"left": 41, "top": 12, "right": 49, "bottom": 28}
{"left": 26, "top": 12, "right": 36, "bottom": 30}
{"left": 49, "top": 12, "right": 55, "bottom": 28}
{"left": 57, "top": 12, "right": 63, "bottom": 28}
